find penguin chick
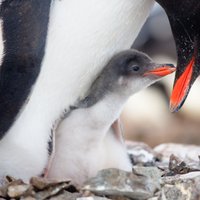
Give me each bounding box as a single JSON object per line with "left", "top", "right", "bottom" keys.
{"left": 47, "top": 49, "right": 175, "bottom": 185}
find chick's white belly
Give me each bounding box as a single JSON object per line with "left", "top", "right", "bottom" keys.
{"left": 48, "top": 109, "right": 132, "bottom": 185}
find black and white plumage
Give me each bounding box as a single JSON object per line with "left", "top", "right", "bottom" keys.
{"left": 47, "top": 49, "right": 175, "bottom": 185}
{"left": 0, "top": 0, "right": 154, "bottom": 182}
{"left": 0, "top": 0, "right": 51, "bottom": 137}
{"left": 155, "top": 0, "right": 200, "bottom": 112}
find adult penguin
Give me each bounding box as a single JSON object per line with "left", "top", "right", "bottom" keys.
{"left": 0, "top": 0, "right": 154, "bottom": 182}
{"left": 155, "top": 0, "right": 200, "bottom": 112}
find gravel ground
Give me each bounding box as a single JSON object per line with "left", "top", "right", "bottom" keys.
{"left": 1, "top": 142, "right": 200, "bottom": 200}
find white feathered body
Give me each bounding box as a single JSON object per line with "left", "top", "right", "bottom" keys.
{"left": 48, "top": 94, "right": 132, "bottom": 185}
{"left": 0, "top": 0, "right": 153, "bottom": 181}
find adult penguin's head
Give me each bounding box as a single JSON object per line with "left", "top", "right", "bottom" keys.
{"left": 156, "top": 0, "right": 200, "bottom": 112}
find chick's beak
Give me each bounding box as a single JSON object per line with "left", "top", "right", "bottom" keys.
{"left": 144, "top": 64, "right": 176, "bottom": 77}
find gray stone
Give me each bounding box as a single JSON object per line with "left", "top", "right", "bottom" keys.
{"left": 49, "top": 191, "right": 81, "bottom": 200}
{"left": 160, "top": 172, "right": 200, "bottom": 200}
{"left": 21, "top": 197, "right": 36, "bottom": 200}
{"left": 7, "top": 184, "right": 31, "bottom": 198}
{"left": 147, "top": 198, "right": 158, "bottom": 200}
{"left": 30, "top": 177, "right": 71, "bottom": 190}
{"left": 132, "top": 166, "right": 162, "bottom": 189}
{"left": 82, "top": 168, "right": 160, "bottom": 200}
{"left": 154, "top": 143, "right": 200, "bottom": 165}
{"left": 77, "top": 197, "right": 111, "bottom": 200}
{"left": 34, "top": 183, "right": 69, "bottom": 200}
{"left": 126, "top": 142, "right": 160, "bottom": 166}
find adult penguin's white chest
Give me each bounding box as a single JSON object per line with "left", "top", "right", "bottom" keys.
{"left": 0, "top": 0, "right": 154, "bottom": 181}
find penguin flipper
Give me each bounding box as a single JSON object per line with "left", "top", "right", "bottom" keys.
{"left": 0, "top": 0, "right": 51, "bottom": 139}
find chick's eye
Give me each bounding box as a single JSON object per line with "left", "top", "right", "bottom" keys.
{"left": 131, "top": 65, "right": 140, "bottom": 72}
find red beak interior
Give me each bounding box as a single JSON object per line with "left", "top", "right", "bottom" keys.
{"left": 170, "top": 56, "right": 195, "bottom": 112}
{"left": 144, "top": 64, "right": 176, "bottom": 77}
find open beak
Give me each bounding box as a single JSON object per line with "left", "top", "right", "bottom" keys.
{"left": 144, "top": 64, "right": 176, "bottom": 77}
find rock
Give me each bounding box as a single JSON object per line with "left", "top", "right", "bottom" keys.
{"left": 7, "top": 184, "right": 31, "bottom": 198}
{"left": 49, "top": 191, "right": 81, "bottom": 200}
{"left": 34, "top": 182, "right": 70, "bottom": 200}
{"left": 0, "top": 185, "right": 8, "bottom": 198}
{"left": 77, "top": 197, "right": 111, "bottom": 200}
{"left": 2, "top": 142, "right": 200, "bottom": 200}
{"left": 147, "top": 198, "right": 158, "bottom": 200}
{"left": 161, "top": 154, "right": 200, "bottom": 177}
{"left": 21, "top": 197, "right": 36, "bottom": 200}
{"left": 154, "top": 143, "right": 200, "bottom": 175}
{"left": 132, "top": 166, "right": 162, "bottom": 189}
{"left": 160, "top": 171, "right": 200, "bottom": 200}
{"left": 154, "top": 143, "right": 200, "bottom": 165}
{"left": 126, "top": 142, "right": 160, "bottom": 166}
{"left": 1, "top": 178, "right": 33, "bottom": 199}
{"left": 162, "top": 171, "right": 200, "bottom": 184}
{"left": 160, "top": 184, "right": 188, "bottom": 200}
{"left": 0, "top": 175, "right": 79, "bottom": 200}
{"left": 82, "top": 168, "right": 160, "bottom": 200}
{"left": 0, "top": 178, "right": 33, "bottom": 199}
{"left": 30, "top": 177, "right": 71, "bottom": 190}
